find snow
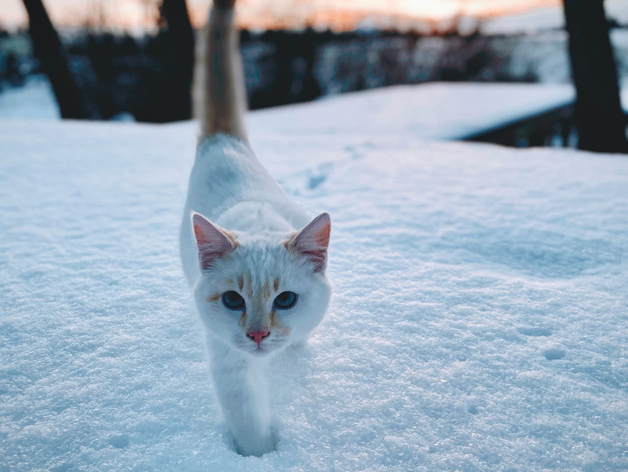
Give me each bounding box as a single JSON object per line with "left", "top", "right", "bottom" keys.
{"left": 3, "top": 76, "right": 628, "bottom": 142}
{"left": 2, "top": 93, "right": 628, "bottom": 471}
{"left": 480, "top": 0, "right": 628, "bottom": 35}
{"left": 0, "top": 76, "right": 60, "bottom": 120}
{"left": 480, "top": 7, "right": 566, "bottom": 36}
{"left": 252, "top": 83, "right": 577, "bottom": 140}
{"left": 608, "top": 0, "right": 628, "bottom": 25}
{"left": 0, "top": 78, "right": 581, "bottom": 138}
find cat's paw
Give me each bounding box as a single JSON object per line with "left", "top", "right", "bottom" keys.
{"left": 234, "top": 432, "right": 276, "bottom": 457}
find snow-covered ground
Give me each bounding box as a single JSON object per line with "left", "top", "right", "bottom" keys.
{"left": 1, "top": 94, "right": 628, "bottom": 471}
{"left": 0, "top": 78, "right": 580, "bottom": 138}
{"left": 0, "top": 76, "right": 60, "bottom": 120}
{"left": 4, "top": 78, "right": 628, "bottom": 140}
{"left": 480, "top": 0, "right": 628, "bottom": 35}
{"left": 253, "top": 83, "right": 577, "bottom": 140}
{"left": 479, "top": 3, "right": 628, "bottom": 86}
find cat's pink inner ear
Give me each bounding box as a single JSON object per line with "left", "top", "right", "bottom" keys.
{"left": 191, "top": 212, "right": 236, "bottom": 271}
{"left": 289, "top": 213, "right": 331, "bottom": 272}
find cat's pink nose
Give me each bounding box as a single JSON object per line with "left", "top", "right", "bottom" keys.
{"left": 247, "top": 330, "right": 269, "bottom": 345}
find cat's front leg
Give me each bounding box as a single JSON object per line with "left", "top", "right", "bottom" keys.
{"left": 209, "top": 342, "right": 275, "bottom": 456}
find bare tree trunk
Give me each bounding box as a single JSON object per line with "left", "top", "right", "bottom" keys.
{"left": 160, "top": 0, "right": 195, "bottom": 120}
{"left": 563, "top": 0, "right": 628, "bottom": 153}
{"left": 22, "top": 0, "right": 91, "bottom": 119}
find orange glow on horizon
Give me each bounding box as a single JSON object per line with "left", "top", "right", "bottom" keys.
{"left": 189, "top": 0, "right": 564, "bottom": 32}
{"left": 0, "top": 0, "right": 562, "bottom": 32}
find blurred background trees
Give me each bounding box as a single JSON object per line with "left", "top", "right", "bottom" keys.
{"left": 563, "top": 0, "right": 628, "bottom": 153}
{"left": 4, "top": 0, "right": 628, "bottom": 152}
{"left": 22, "top": 0, "right": 91, "bottom": 118}
{"left": 159, "top": 0, "right": 194, "bottom": 120}
{"left": 21, "top": 0, "right": 195, "bottom": 121}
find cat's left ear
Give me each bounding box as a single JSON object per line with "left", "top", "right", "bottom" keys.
{"left": 287, "top": 213, "right": 331, "bottom": 273}
{"left": 191, "top": 212, "right": 237, "bottom": 271}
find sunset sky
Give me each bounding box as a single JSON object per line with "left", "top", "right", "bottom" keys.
{"left": 0, "top": 0, "right": 562, "bottom": 31}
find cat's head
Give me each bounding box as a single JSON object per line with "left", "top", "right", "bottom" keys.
{"left": 190, "top": 211, "right": 331, "bottom": 357}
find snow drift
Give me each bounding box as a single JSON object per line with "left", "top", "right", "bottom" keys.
{"left": 1, "top": 103, "right": 628, "bottom": 471}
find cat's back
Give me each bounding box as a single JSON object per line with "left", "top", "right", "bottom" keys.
{"left": 180, "top": 134, "right": 310, "bottom": 285}
{"left": 185, "top": 135, "right": 280, "bottom": 217}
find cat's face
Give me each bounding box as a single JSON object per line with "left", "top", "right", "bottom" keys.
{"left": 191, "top": 212, "right": 331, "bottom": 357}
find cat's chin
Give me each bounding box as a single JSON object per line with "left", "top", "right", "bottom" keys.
{"left": 245, "top": 344, "right": 283, "bottom": 357}
{"left": 233, "top": 339, "right": 286, "bottom": 358}
{"left": 246, "top": 348, "right": 275, "bottom": 358}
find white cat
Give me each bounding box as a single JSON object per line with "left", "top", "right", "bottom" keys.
{"left": 179, "top": 0, "right": 332, "bottom": 457}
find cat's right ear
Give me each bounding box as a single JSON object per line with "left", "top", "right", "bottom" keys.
{"left": 191, "top": 212, "right": 237, "bottom": 271}
{"left": 287, "top": 212, "right": 331, "bottom": 273}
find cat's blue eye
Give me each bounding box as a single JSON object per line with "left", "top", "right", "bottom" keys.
{"left": 274, "top": 291, "right": 298, "bottom": 310}
{"left": 222, "top": 291, "right": 245, "bottom": 310}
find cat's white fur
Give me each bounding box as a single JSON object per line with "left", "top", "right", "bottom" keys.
{"left": 179, "top": 2, "right": 331, "bottom": 457}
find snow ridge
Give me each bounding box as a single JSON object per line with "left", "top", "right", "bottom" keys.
{"left": 1, "top": 116, "right": 627, "bottom": 471}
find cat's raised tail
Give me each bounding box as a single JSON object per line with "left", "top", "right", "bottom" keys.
{"left": 201, "top": 0, "right": 247, "bottom": 140}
